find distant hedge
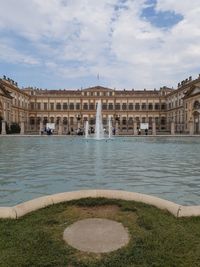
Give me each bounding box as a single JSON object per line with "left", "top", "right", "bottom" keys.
{"left": 9, "top": 122, "right": 21, "bottom": 134}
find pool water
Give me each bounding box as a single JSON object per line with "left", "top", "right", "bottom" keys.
{"left": 0, "top": 136, "right": 200, "bottom": 206}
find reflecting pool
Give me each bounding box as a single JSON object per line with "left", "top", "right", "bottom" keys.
{"left": 0, "top": 136, "right": 200, "bottom": 206}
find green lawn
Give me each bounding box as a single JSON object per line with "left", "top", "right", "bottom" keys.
{"left": 0, "top": 198, "right": 200, "bottom": 267}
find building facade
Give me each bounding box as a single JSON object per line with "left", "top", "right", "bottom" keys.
{"left": 1, "top": 74, "right": 200, "bottom": 135}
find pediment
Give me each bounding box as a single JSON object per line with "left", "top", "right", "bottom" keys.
{"left": 184, "top": 85, "right": 200, "bottom": 99}
{"left": 83, "top": 86, "right": 114, "bottom": 92}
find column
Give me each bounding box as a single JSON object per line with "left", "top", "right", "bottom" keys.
{"left": 39, "top": 121, "right": 43, "bottom": 135}
{"left": 189, "top": 119, "right": 194, "bottom": 135}
{"left": 119, "top": 116, "right": 122, "bottom": 134}
{"left": 58, "top": 121, "right": 63, "bottom": 135}
{"left": 171, "top": 121, "right": 175, "bottom": 135}
{"left": 152, "top": 120, "right": 156, "bottom": 135}
{"left": 1, "top": 120, "right": 6, "bottom": 135}
{"left": 133, "top": 120, "right": 137, "bottom": 135}
{"left": 20, "top": 121, "right": 25, "bottom": 135}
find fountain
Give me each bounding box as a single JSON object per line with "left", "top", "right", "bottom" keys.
{"left": 95, "top": 100, "right": 105, "bottom": 140}
{"left": 84, "top": 100, "right": 113, "bottom": 140}
{"left": 108, "top": 115, "right": 112, "bottom": 139}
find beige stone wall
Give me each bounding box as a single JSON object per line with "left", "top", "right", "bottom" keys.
{"left": 1, "top": 75, "right": 200, "bottom": 134}
{"left": 1, "top": 79, "right": 30, "bottom": 131}
{"left": 24, "top": 87, "right": 169, "bottom": 134}
{"left": 166, "top": 76, "right": 200, "bottom": 134}
{"left": 0, "top": 95, "right": 12, "bottom": 123}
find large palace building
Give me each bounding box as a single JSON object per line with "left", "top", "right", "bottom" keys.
{"left": 0, "top": 74, "right": 200, "bottom": 135}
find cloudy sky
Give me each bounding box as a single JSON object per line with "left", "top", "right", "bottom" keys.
{"left": 0, "top": 0, "right": 200, "bottom": 90}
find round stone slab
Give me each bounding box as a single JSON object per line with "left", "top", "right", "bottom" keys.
{"left": 63, "top": 218, "right": 129, "bottom": 253}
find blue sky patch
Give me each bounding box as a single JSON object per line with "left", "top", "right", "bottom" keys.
{"left": 141, "top": 0, "right": 183, "bottom": 29}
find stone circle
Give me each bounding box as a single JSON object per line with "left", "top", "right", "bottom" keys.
{"left": 63, "top": 218, "right": 129, "bottom": 253}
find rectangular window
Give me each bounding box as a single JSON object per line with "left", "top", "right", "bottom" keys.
{"left": 142, "top": 103, "right": 146, "bottom": 110}
{"left": 63, "top": 103, "right": 68, "bottom": 110}
{"left": 128, "top": 103, "right": 133, "bottom": 110}
{"left": 122, "top": 103, "right": 127, "bottom": 110}
{"left": 161, "top": 103, "right": 166, "bottom": 110}
{"left": 30, "top": 102, "right": 35, "bottom": 110}
{"left": 135, "top": 103, "right": 140, "bottom": 110}
{"left": 44, "top": 103, "right": 48, "bottom": 110}
{"left": 115, "top": 103, "right": 121, "bottom": 110}
{"left": 148, "top": 103, "right": 153, "bottom": 110}
{"left": 83, "top": 103, "right": 88, "bottom": 110}
{"left": 56, "top": 103, "right": 61, "bottom": 110}
{"left": 37, "top": 103, "right": 41, "bottom": 110}
{"left": 108, "top": 103, "right": 113, "bottom": 110}
{"left": 89, "top": 103, "right": 95, "bottom": 110}
{"left": 76, "top": 103, "right": 80, "bottom": 110}
{"left": 102, "top": 104, "right": 107, "bottom": 110}
{"left": 69, "top": 103, "right": 74, "bottom": 110}
{"left": 50, "top": 103, "right": 54, "bottom": 110}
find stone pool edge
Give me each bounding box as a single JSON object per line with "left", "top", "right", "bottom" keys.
{"left": 0, "top": 190, "right": 200, "bottom": 219}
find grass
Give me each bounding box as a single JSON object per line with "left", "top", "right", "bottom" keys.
{"left": 0, "top": 198, "right": 200, "bottom": 267}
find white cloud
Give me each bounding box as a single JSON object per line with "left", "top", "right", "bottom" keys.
{"left": 0, "top": 39, "right": 40, "bottom": 65}
{"left": 0, "top": 0, "right": 200, "bottom": 89}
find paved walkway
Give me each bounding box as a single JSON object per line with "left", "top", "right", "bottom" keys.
{"left": 63, "top": 218, "right": 129, "bottom": 253}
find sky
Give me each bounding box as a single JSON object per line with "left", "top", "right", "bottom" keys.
{"left": 0, "top": 0, "right": 200, "bottom": 90}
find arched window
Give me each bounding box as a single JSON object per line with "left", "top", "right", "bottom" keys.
{"left": 128, "top": 117, "right": 133, "bottom": 125}
{"left": 193, "top": 101, "right": 200, "bottom": 109}
{"left": 63, "top": 117, "right": 68, "bottom": 125}
{"left": 56, "top": 117, "right": 61, "bottom": 125}
{"left": 122, "top": 117, "right": 127, "bottom": 125}
{"left": 30, "top": 117, "right": 35, "bottom": 125}
{"left": 43, "top": 117, "right": 48, "bottom": 125}
{"left": 36, "top": 117, "right": 41, "bottom": 125}
{"left": 50, "top": 117, "right": 54, "bottom": 123}
{"left": 89, "top": 118, "right": 95, "bottom": 125}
